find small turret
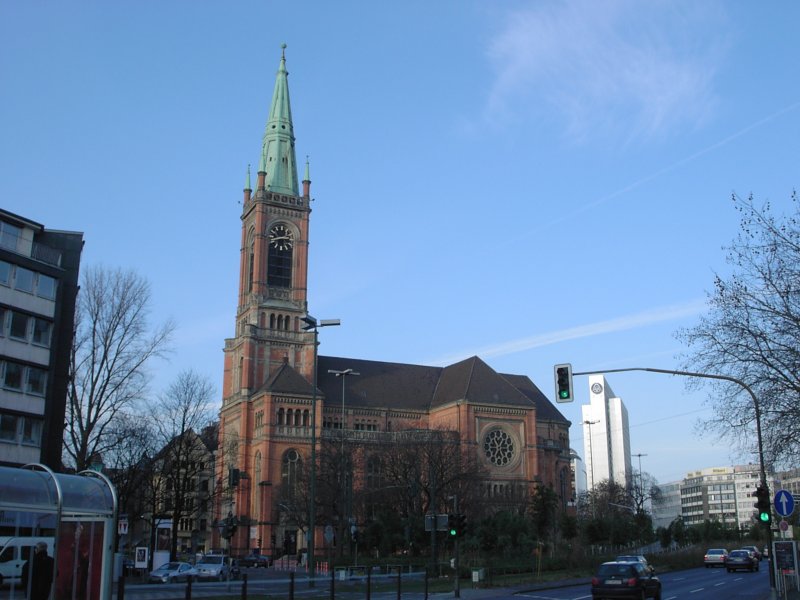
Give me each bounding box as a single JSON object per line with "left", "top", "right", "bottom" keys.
{"left": 244, "top": 164, "right": 252, "bottom": 203}
{"left": 302, "top": 156, "right": 311, "bottom": 198}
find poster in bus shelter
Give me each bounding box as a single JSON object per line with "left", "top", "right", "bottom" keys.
{"left": 54, "top": 520, "right": 104, "bottom": 600}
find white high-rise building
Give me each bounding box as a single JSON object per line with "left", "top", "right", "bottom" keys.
{"left": 581, "top": 374, "right": 631, "bottom": 490}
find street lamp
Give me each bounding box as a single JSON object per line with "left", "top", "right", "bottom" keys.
{"left": 327, "top": 368, "right": 360, "bottom": 454}
{"left": 583, "top": 420, "right": 599, "bottom": 491}
{"left": 633, "top": 452, "right": 648, "bottom": 510}
{"left": 301, "top": 315, "right": 340, "bottom": 585}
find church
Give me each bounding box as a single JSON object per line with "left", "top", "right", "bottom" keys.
{"left": 216, "top": 46, "right": 572, "bottom": 560}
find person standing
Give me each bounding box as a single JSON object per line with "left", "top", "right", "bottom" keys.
{"left": 21, "top": 542, "right": 54, "bottom": 600}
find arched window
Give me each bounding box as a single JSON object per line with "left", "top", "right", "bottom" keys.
{"left": 366, "top": 455, "right": 381, "bottom": 489}
{"left": 281, "top": 448, "right": 303, "bottom": 498}
{"left": 277, "top": 408, "right": 285, "bottom": 425}
{"left": 294, "top": 410, "right": 301, "bottom": 426}
{"left": 270, "top": 313, "right": 276, "bottom": 329}
{"left": 247, "top": 229, "right": 255, "bottom": 292}
{"left": 302, "top": 409, "right": 309, "bottom": 427}
{"left": 277, "top": 315, "right": 284, "bottom": 330}
{"left": 267, "top": 223, "right": 294, "bottom": 288}
{"left": 254, "top": 451, "right": 262, "bottom": 522}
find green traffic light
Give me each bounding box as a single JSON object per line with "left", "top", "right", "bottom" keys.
{"left": 449, "top": 528, "right": 457, "bottom": 536}
{"left": 760, "top": 512, "right": 770, "bottom": 522}
{"left": 559, "top": 389, "right": 570, "bottom": 399}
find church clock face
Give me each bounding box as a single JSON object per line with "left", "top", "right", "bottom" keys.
{"left": 269, "top": 224, "right": 293, "bottom": 251}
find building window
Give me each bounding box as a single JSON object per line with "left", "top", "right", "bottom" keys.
{"left": 37, "top": 274, "right": 56, "bottom": 299}
{"left": 0, "top": 414, "right": 17, "bottom": 441}
{"left": 21, "top": 417, "right": 41, "bottom": 445}
{"left": 9, "top": 311, "right": 29, "bottom": 340}
{"left": 32, "top": 318, "right": 52, "bottom": 346}
{"left": 0, "top": 222, "right": 22, "bottom": 252}
{"left": 281, "top": 448, "right": 303, "bottom": 498}
{"left": 267, "top": 224, "right": 293, "bottom": 288}
{"left": 3, "top": 362, "right": 23, "bottom": 390}
{"left": 0, "top": 261, "right": 9, "bottom": 286}
{"left": 14, "top": 267, "right": 34, "bottom": 293}
{"left": 483, "top": 428, "right": 516, "bottom": 467}
{"left": 26, "top": 367, "right": 46, "bottom": 396}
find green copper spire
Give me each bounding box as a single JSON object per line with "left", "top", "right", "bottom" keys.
{"left": 260, "top": 44, "right": 298, "bottom": 196}
{"left": 245, "top": 164, "right": 252, "bottom": 191}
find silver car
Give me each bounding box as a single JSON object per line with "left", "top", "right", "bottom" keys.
{"left": 148, "top": 561, "right": 197, "bottom": 584}
{"left": 704, "top": 548, "right": 728, "bottom": 568}
{"left": 195, "top": 554, "right": 230, "bottom": 581}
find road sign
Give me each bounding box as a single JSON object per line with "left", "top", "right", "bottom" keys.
{"left": 775, "top": 489, "right": 795, "bottom": 517}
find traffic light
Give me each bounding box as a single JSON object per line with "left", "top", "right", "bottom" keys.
{"left": 457, "top": 513, "right": 467, "bottom": 538}
{"left": 447, "top": 513, "right": 457, "bottom": 537}
{"left": 554, "top": 364, "right": 574, "bottom": 403}
{"left": 754, "top": 484, "right": 771, "bottom": 524}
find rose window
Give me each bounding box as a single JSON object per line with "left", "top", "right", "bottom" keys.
{"left": 483, "top": 428, "right": 515, "bottom": 466}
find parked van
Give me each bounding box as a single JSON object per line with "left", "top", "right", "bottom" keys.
{"left": 0, "top": 536, "right": 54, "bottom": 587}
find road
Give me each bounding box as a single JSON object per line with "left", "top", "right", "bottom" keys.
{"left": 113, "top": 564, "right": 773, "bottom": 600}
{"left": 513, "top": 565, "right": 770, "bottom": 600}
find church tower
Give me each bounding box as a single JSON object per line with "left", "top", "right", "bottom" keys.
{"left": 218, "top": 45, "right": 317, "bottom": 555}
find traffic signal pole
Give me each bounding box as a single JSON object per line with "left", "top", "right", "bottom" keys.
{"left": 570, "top": 365, "right": 776, "bottom": 598}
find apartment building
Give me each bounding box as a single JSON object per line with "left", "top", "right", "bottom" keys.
{"left": 0, "top": 210, "right": 82, "bottom": 468}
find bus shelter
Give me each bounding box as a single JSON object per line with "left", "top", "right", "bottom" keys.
{"left": 0, "top": 463, "right": 117, "bottom": 600}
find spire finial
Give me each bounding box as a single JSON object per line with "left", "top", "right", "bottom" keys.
{"left": 281, "top": 43, "right": 287, "bottom": 58}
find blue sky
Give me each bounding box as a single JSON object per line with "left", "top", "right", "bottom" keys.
{"left": 2, "top": 1, "right": 799, "bottom": 485}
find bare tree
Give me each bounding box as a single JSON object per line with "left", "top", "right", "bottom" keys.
{"left": 150, "top": 369, "right": 217, "bottom": 559}
{"left": 677, "top": 192, "right": 800, "bottom": 468}
{"left": 65, "top": 266, "right": 174, "bottom": 470}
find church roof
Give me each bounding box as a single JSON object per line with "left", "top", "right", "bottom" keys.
{"left": 501, "top": 373, "right": 571, "bottom": 425}
{"left": 262, "top": 360, "right": 316, "bottom": 396}
{"left": 317, "top": 354, "right": 544, "bottom": 412}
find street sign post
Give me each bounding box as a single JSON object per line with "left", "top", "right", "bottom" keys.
{"left": 775, "top": 490, "right": 796, "bottom": 518}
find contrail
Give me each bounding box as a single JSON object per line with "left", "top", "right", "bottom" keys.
{"left": 429, "top": 298, "right": 706, "bottom": 365}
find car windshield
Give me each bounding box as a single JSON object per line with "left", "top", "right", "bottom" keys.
{"left": 617, "top": 556, "right": 641, "bottom": 561}
{"left": 730, "top": 551, "right": 748, "bottom": 557}
{"left": 707, "top": 549, "right": 725, "bottom": 555}
{"left": 199, "top": 556, "right": 223, "bottom": 565}
{"left": 158, "top": 563, "right": 180, "bottom": 571}
{"left": 598, "top": 564, "right": 636, "bottom": 577}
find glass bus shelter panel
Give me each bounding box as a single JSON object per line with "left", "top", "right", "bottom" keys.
{"left": 0, "top": 468, "right": 58, "bottom": 509}
{"left": 0, "top": 511, "right": 57, "bottom": 536}
{"left": 58, "top": 475, "right": 115, "bottom": 515}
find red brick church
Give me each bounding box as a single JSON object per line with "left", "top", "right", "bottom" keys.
{"left": 216, "top": 46, "right": 572, "bottom": 560}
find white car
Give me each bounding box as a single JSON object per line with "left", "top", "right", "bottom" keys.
{"left": 195, "top": 554, "right": 230, "bottom": 581}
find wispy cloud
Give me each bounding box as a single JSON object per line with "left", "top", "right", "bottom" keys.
{"left": 429, "top": 298, "right": 706, "bottom": 366}
{"left": 484, "top": 0, "right": 726, "bottom": 142}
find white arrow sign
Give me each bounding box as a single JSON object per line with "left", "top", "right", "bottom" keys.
{"left": 774, "top": 490, "right": 795, "bottom": 517}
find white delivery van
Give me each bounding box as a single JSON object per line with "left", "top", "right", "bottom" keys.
{"left": 0, "top": 536, "right": 54, "bottom": 587}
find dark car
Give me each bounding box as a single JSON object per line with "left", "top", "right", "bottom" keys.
{"left": 727, "top": 549, "right": 759, "bottom": 573}
{"left": 239, "top": 554, "right": 272, "bottom": 568}
{"left": 615, "top": 555, "right": 654, "bottom": 574}
{"left": 742, "top": 545, "right": 762, "bottom": 561}
{"left": 591, "top": 561, "right": 662, "bottom": 599}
